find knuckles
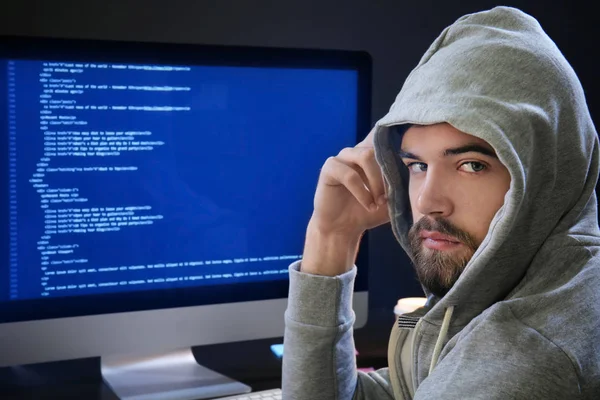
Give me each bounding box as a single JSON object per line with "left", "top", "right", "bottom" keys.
{"left": 336, "top": 146, "right": 375, "bottom": 163}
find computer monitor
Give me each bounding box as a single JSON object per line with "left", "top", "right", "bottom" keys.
{"left": 0, "top": 36, "right": 371, "bottom": 399}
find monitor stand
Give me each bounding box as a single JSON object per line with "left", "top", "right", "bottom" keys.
{"left": 101, "top": 347, "right": 251, "bottom": 400}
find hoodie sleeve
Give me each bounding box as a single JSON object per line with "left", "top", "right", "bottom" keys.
{"left": 282, "top": 261, "right": 399, "bottom": 400}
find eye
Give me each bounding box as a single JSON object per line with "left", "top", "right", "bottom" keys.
{"left": 460, "top": 161, "right": 487, "bottom": 173}
{"left": 406, "top": 162, "right": 427, "bottom": 173}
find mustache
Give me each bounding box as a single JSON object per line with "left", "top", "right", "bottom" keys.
{"left": 408, "top": 217, "right": 478, "bottom": 250}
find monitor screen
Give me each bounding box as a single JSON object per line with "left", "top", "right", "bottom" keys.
{"left": 0, "top": 37, "right": 370, "bottom": 325}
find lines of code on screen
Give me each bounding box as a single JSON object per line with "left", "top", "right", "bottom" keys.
{"left": 5, "top": 59, "right": 358, "bottom": 301}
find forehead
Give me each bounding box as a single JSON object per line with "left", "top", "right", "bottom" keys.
{"left": 401, "top": 123, "right": 494, "bottom": 153}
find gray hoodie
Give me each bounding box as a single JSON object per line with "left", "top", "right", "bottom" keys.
{"left": 283, "top": 6, "right": 600, "bottom": 400}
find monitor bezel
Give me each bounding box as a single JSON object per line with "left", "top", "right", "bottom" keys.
{"left": 0, "top": 35, "right": 371, "bottom": 324}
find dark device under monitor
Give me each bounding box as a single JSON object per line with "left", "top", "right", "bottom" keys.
{"left": 0, "top": 35, "right": 371, "bottom": 399}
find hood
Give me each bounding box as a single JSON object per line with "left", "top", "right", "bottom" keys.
{"left": 373, "top": 6, "right": 600, "bottom": 328}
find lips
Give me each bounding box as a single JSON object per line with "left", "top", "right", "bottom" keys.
{"left": 420, "top": 230, "right": 460, "bottom": 243}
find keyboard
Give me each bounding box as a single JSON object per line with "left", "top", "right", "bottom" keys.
{"left": 216, "top": 388, "right": 282, "bottom": 399}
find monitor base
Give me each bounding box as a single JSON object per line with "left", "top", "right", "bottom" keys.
{"left": 101, "top": 347, "right": 251, "bottom": 400}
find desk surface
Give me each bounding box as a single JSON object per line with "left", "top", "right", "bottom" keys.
{"left": 0, "top": 313, "right": 392, "bottom": 399}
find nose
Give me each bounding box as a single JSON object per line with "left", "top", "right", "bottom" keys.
{"left": 414, "top": 167, "right": 453, "bottom": 218}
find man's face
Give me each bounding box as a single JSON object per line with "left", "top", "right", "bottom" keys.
{"left": 399, "top": 123, "right": 511, "bottom": 297}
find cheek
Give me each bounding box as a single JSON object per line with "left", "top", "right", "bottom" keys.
{"left": 408, "top": 180, "right": 423, "bottom": 219}
{"left": 456, "top": 180, "right": 509, "bottom": 241}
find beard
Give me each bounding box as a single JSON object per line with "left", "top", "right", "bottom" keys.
{"left": 408, "top": 217, "right": 479, "bottom": 298}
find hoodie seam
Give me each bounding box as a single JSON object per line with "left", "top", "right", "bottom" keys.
{"left": 411, "top": 321, "right": 424, "bottom": 387}
{"left": 569, "top": 234, "right": 594, "bottom": 259}
{"left": 506, "top": 304, "right": 582, "bottom": 394}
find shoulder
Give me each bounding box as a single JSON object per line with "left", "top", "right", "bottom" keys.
{"left": 416, "top": 304, "right": 582, "bottom": 399}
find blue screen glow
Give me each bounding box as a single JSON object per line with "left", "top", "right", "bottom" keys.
{"left": 3, "top": 60, "right": 358, "bottom": 301}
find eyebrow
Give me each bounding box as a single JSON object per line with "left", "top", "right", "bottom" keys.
{"left": 398, "top": 144, "right": 497, "bottom": 160}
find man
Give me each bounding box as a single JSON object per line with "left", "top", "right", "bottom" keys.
{"left": 283, "top": 6, "right": 600, "bottom": 399}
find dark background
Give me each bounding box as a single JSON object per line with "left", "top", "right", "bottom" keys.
{"left": 0, "top": 0, "right": 597, "bottom": 397}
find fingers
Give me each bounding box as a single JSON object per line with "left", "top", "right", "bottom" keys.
{"left": 338, "top": 146, "right": 386, "bottom": 204}
{"left": 320, "top": 144, "right": 386, "bottom": 212}
{"left": 321, "top": 156, "right": 378, "bottom": 212}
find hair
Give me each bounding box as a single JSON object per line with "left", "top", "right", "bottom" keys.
{"left": 408, "top": 217, "right": 479, "bottom": 297}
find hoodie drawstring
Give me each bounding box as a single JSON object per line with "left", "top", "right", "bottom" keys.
{"left": 428, "top": 305, "right": 455, "bottom": 375}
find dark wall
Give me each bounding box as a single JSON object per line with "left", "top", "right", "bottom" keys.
{"left": 1, "top": 0, "right": 597, "bottom": 326}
